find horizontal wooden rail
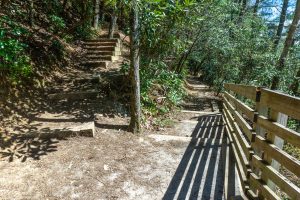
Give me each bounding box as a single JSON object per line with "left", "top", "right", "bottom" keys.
{"left": 252, "top": 155, "right": 300, "bottom": 200}
{"left": 223, "top": 83, "right": 300, "bottom": 200}
{"left": 257, "top": 115, "right": 300, "bottom": 148}
{"left": 224, "top": 83, "right": 258, "bottom": 101}
{"left": 260, "top": 88, "right": 300, "bottom": 120}
{"left": 224, "top": 92, "right": 255, "bottom": 121}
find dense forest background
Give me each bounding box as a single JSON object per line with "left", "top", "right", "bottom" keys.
{"left": 0, "top": 0, "right": 299, "bottom": 117}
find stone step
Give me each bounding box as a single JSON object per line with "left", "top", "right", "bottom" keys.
{"left": 48, "top": 90, "right": 101, "bottom": 100}
{"left": 86, "top": 51, "right": 121, "bottom": 56}
{"left": 24, "top": 122, "right": 95, "bottom": 139}
{"left": 85, "top": 46, "right": 121, "bottom": 52}
{"left": 86, "top": 55, "right": 119, "bottom": 61}
{"left": 81, "top": 60, "right": 109, "bottom": 68}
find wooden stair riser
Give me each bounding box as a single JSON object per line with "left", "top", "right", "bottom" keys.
{"left": 86, "top": 56, "right": 119, "bottom": 61}
{"left": 84, "top": 46, "right": 121, "bottom": 52}
{"left": 86, "top": 51, "right": 121, "bottom": 56}
{"left": 83, "top": 42, "right": 120, "bottom": 47}
{"left": 84, "top": 38, "right": 119, "bottom": 43}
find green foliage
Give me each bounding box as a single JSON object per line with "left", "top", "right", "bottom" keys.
{"left": 0, "top": 18, "right": 31, "bottom": 80}
{"left": 140, "top": 61, "right": 186, "bottom": 116}
{"left": 49, "top": 15, "right": 66, "bottom": 33}
{"left": 74, "top": 24, "right": 97, "bottom": 40}
{"left": 120, "top": 62, "right": 130, "bottom": 75}
{"left": 187, "top": 1, "right": 299, "bottom": 94}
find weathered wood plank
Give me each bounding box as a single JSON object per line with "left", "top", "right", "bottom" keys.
{"left": 224, "top": 98, "right": 255, "bottom": 143}
{"left": 224, "top": 83, "right": 257, "bottom": 101}
{"left": 252, "top": 155, "right": 300, "bottom": 200}
{"left": 253, "top": 135, "right": 300, "bottom": 177}
{"left": 224, "top": 124, "right": 249, "bottom": 191}
{"left": 224, "top": 104, "right": 252, "bottom": 174}
{"left": 224, "top": 92, "right": 255, "bottom": 121}
{"left": 260, "top": 88, "right": 300, "bottom": 120}
{"left": 249, "top": 173, "right": 280, "bottom": 200}
{"left": 256, "top": 115, "right": 300, "bottom": 148}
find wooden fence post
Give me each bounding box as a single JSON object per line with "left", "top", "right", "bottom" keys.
{"left": 253, "top": 88, "right": 268, "bottom": 199}
{"left": 255, "top": 89, "right": 288, "bottom": 192}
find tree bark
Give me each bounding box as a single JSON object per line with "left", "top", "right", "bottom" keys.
{"left": 108, "top": 10, "right": 117, "bottom": 39}
{"left": 93, "top": 0, "right": 100, "bottom": 29}
{"left": 29, "top": 0, "right": 34, "bottom": 27}
{"left": 129, "top": 0, "right": 141, "bottom": 134}
{"left": 271, "top": 0, "right": 300, "bottom": 89}
{"left": 274, "top": 0, "right": 289, "bottom": 49}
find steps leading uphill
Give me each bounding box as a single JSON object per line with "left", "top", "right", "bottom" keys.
{"left": 82, "top": 38, "right": 122, "bottom": 68}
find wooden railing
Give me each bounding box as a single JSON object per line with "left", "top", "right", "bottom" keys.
{"left": 223, "top": 83, "right": 300, "bottom": 200}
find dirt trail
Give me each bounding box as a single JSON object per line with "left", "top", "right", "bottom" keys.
{"left": 0, "top": 74, "right": 245, "bottom": 199}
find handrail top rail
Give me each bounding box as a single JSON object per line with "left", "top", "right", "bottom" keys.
{"left": 224, "top": 83, "right": 300, "bottom": 120}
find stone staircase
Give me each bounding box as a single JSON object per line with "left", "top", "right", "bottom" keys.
{"left": 82, "top": 38, "right": 122, "bottom": 68}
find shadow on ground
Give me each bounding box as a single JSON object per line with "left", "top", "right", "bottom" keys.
{"left": 163, "top": 114, "right": 244, "bottom": 200}
{"left": 0, "top": 133, "right": 60, "bottom": 162}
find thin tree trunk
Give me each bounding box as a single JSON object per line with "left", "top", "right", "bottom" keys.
{"left": 129, "top": 0, "right": 141, "bottom": 134}
{"left": 108, "top": 10, "right": 117, "bottom": 39}
{"left": 29, "top": 0, "right": 34, "bottom": 27}
{"left": 253, "top": 0, "right": 260, "bottom": 14}
{"left": 271, "top": 0, "right": 300, "bottom": 89}
{"left": 93, "top": 0, "right": 100, "bottom": 29}
{"left": 274, "top": 0, "right": 289, "bottom": 48}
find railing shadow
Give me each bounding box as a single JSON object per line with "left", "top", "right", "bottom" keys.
{"left": 163, "top": 114, "right": 242, "bottom": 200}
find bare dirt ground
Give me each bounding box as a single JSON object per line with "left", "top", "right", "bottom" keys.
{"left": 0, "top": 126, "right": 191, "bottom": 200}
{"left": 0, "top": 69, "right": 244, "bottom": 200}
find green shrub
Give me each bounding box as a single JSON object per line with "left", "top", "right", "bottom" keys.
{"left": 140, "top": 61, "right": 186, "bottom": 116}
{"left": 49, "top": 15, "right": 66, "bottom": 34}
{"left": 0, "top": 18, "right": 32, "bottom": 81}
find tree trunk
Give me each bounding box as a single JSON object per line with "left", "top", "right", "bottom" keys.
{"left": 29, "top": 0, "right": 34, "bottom": 27}
{"left": 93, "top": 0, "right": 100, "bottom": 29}
{"left": 253, "top": 0, "right": 260, "bottom": 14}
{"left": 129, "top": 0, "right": 141, "bottom": 134}
{"left": 271, "top": 0, "right": 300, "bottom": 90}
{"left": 290, "top": 69, "right": 300, "bottom": 96}
{"left": 108, "top": 10, "right": 117, "bottom": 39}
{"left": 274, "top": 0, "right": 289, "bottom": 49}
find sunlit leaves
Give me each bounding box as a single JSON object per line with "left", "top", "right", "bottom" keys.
{"left": 0, "top": 17, "right": 32, "bottom": 80}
